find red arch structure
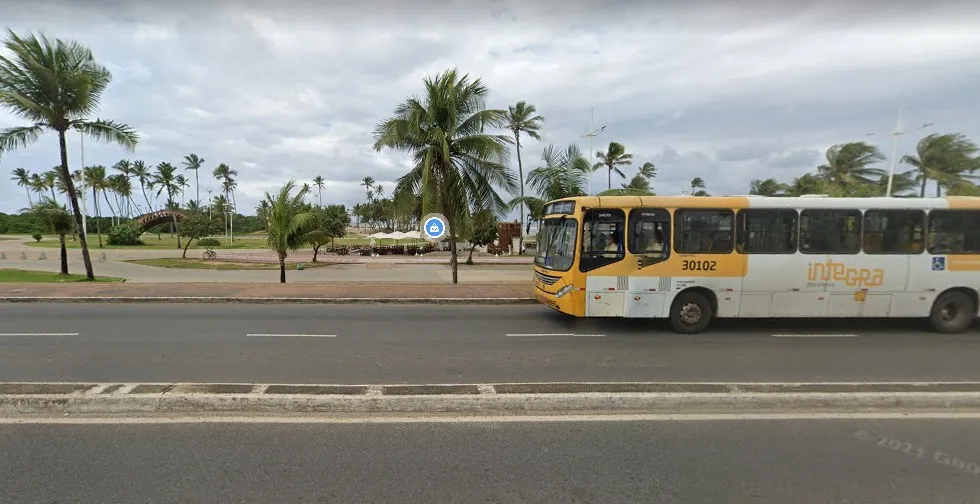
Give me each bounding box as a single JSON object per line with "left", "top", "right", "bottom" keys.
{"left": 135, "top": 209, "right": 185, "bottom": 230}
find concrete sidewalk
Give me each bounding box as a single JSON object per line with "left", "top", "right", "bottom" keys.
{"left": 0, "top": 281, "right": 534, "bottom": 303}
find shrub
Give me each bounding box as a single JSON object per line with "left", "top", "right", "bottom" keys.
{"left": 106, "top": 223, "right": 144, "bottom": 246}
{"left": 31, "top": 232, "right": 42, "bottom": 242}
{"left": 197, "top": 237, "right": 221, "bottom": 247}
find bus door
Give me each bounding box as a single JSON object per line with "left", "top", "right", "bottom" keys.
{"left": 580, "top": 208, "right": 627, "bottom": 316}
{"left": 627, "top": 207, "right": 671, "bottom": 317}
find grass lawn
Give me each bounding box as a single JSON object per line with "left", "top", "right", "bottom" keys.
{"left": 24, "top": 235, "right": 269, "bottom": 250}
{"left": 126, "top": 258, "right": 337, "bottom": 270}
{"left": 0, "top": 268, "right": 124, "bottom": 283}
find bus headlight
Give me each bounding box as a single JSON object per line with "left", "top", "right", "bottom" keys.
{"left": 556, "top": 285, "right": 573, "bottom": 298}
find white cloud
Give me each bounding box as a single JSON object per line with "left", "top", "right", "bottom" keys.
{"left": 1, "top": 0, "right": 979, "bottom": 215}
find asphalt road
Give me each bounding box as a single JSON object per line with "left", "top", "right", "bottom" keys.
{"left": 0, "top": 303, "right": 978, "bottom": 383}
{"left": 2, "top": 418, "right": 978, "bottom": 503}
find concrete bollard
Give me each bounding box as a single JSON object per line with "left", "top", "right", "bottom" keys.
{"left": 19, "top": 252, "right": 27, "bottom": 260}
{"left": 38, "top": 252, "right": 47, "bottom": 260}
{"left": 99, "top": 252, "right": 107, "bottom": 262}
{"left": 0, "top": 252, "right": 5, "bottom": 260}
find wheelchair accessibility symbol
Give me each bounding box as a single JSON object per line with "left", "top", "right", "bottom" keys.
{"left": 932, "top": 257, "right": 946, "bottom": 271}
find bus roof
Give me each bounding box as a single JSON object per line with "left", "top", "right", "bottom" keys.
{"left": 543, "top": 195, "right": 980, "bottom": 212}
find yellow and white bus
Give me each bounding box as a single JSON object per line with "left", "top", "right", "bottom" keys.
{"left": 532, "top": 195, "right": 980, "bottom": 334}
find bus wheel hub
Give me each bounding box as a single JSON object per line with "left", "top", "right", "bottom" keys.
{"left": 680, "top": 303, "right": 702, "bottom": 324}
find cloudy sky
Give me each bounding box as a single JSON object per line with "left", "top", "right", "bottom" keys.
{"left": 2, "top": 0, "right": 979, "bottom": 216}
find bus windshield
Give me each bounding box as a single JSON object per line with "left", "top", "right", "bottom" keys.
{"left": 535, "top": 217, "right": 577, "bottom": 271}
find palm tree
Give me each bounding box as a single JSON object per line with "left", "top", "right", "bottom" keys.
{"left": 361, "top": 176, "right": 375, "bottom": 201}
{"left": 749, "top": 178, "right": 788, "bottom": 196}
{"left": 28, "top": 173, "right": 46, "bottom": 201}
{"left": 595, "top": 141, "right": 633, "bottom": 190}
{"left": 131, "top": 160, "right": 153, "bottom": 213}
{"left": 690, "top": 177, "right": 709, "bottom": 196}
{"left": 29, "top": 197, "right": 73, "bottom": 275}
{"left": 151, "top": 162, "right": 182, "bottom": 247}
{"left": 785, "top": 173, "right": 828, "bottom": 196}
{"left": 263, "top": 180, "right": 314, "bottom": 283}
{"left": 108, "top": 173, "right": 134, "bottom": 218}
{"left": 901, "top": 133, "right": 980, "bottom": 197}
{"left": 175, "top": 174, "right": 189, "bottom": 207}
{"left": 182, "top": 154, "right": 204, "bottom": 205}
{"left": 41, "top": 170, "right": 58, "bottom": 202}
{"left": 637, "top": 162, "right": 657, "bottom": 180}
{"left": 213, "top": 162, "right": 237, "bottom": 239}
{"left": 817, "top": 142, "right": 885, "bottom": 191}
{"left": 510, "top": 144, "right": 591, "bottom": 230}
{"left": 313, "top": 175, "right": 325, "bottom": 207}
{"left": 10, "top": 167, "right": 33, "bottom": 205}
{"left": 505, "top": 101, "right": 544, "bottom": 253}
{"left": 83, "top": 165, "right": 107, "bottom": 247}
{"left": 372, "top": 68, "right": 517, "bottom": 284}
{"left": 0, "top": 29, "right": 139, "bottom": 280}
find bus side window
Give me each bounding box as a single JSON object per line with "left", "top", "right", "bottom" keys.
{"left": 673, "top": 208, "right": 735, "bottom": 254}
{"left": 863, "top": 210, "right": 925, "bottom": 254}
{"left": 628, "top": 208, "right": 670, "bottom": 264}
{"left": 927, "top": 210, "right": 980, "bottom": 254}
{"left": 735, "top": 209, "right": 798, "bottom": 254}
{"left": 579, "top": 208, "right": 626, "bottom": 272}
{"left": 800, "top": 209, "right": 861, "bottom": 254}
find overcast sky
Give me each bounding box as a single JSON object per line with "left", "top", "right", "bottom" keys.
{"left": 2, "top": 0, "right": 979, "bottom": 216}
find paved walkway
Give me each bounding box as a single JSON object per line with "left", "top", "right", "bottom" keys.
{"left": 0, "top": 281, "right": 532, "bottom": 299}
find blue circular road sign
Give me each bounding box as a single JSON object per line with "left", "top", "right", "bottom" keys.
{"left": 421, "top": 213, "right": 448, "bottom": 241}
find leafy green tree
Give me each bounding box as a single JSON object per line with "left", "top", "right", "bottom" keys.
{"left": 465, "top": 209, "right": 499, "bottom": 264}
{"left": 304, "top": 204, "right": 351, "bottom": 262}
{"left": 178, "top": 213, "right": 221, "bottom": 258}
{"left": 505, "top": 101, "right": 544, "bottom": 254}
{"left": 901, "top": 133, "right": 980, "bottom": 197}
{"left": 817, "top": 142, "right": 885, "bottom": 190}
{"left": 263, "top": 180, "right": 314, "bottom": 283}
{"left": 29, "top": 197, "right": 73, "bottom": 275}
{"left": 595, "top": 141, "right": 633, "bottom": 190}
{"left": 749, "top": 178, "right": 788, "bottom": 196}
{"left": 690, "top": 177, "right": 709, "bottom": 196}
{"left": 0, "top": 29, "right": 139, "bottom": 280}
{"left": 372, "top": 68, "right": 517, "bottom": 284}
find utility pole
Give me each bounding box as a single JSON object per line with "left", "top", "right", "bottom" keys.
{"left": 579, "top": 107, "right": 606, "bottom": 195}
{"left": 866, "top": 107, "right": 933, "bottom": 197}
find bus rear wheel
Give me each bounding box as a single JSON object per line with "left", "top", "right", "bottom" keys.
{"left": 669, "top": 291, "right": 713, "bottom": 334}
{"left": 930, "top": 291, "right": 976, "bottom": 334}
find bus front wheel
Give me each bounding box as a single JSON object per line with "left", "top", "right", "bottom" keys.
{"left": 669, "top": 291, "right": 713, "bottom": 334}
{"left": 930, "top": 290, "right": 976, "bottom": 334}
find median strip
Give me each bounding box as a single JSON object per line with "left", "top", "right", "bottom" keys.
{"left": 2, "top": 381, "right": 980, "bottom": 417}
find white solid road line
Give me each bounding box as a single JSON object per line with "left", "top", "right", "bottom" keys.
{"left": 505, "top": 333, "right": 606, "bottom": 337}
{"left": 246, "top": 333, "right": 337, "bottom": 338}
{"left": 771, "top": 334, "right": 860, "bottom": 338}
{"left": 0, "top": 332, "right": 79, "bottom": 337}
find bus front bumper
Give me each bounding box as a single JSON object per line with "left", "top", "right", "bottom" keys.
{"left": 534, "top": 284, "right": 577, "bottom": 315}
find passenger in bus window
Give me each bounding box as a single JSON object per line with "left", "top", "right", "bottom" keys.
{"left": 605, "top": 232, "right": 621, "bottom": 257}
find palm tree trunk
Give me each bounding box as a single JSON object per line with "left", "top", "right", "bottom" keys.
{"left": 279, "top": 251, "right": 287, "bottom": 283}
{"left": 102, "top": 190, "right": 117, "bottom": 225}
{"left": 608, "top": 167, "right": 612, "bottom": 190}
{"left": 195, "top": 170, "right": 200, "bottom": 207}
{"left": 49, "top": 187, "right": 57, "bottom": 203}
{"left": 141, "top": 183, "right": 152, "bottom": 213}
{"left": 24, "top": 188, "right": 33, "bottom": 206}
{"left": 92, "top": 188, "right": 103, "bottom": 248}
{"left": 58, "top": 233, "right": 69, "bottom": 275}
{"left": 58, "top": 131, "right": 95, "bottom": 279}
{"left": 169, "top": 190, "right": 182, "bottom": 249}
{"left": 936, "top": 182, "right": 942, "bottom": 198}
{"left": 449, "top": 230, "right": 459, "bottom": 284}
{"left": 920, "top": 177, "right": 928, "bottom": 198}
{"left": 514, "top": 133, "right": 525, "bottom": 254}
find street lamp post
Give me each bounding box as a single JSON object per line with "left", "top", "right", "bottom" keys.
{"left": 865, "top": 107, "right": 933, "bottom": 197}
{"left": 579, "top": 107, "right": 606, "bottom": 195}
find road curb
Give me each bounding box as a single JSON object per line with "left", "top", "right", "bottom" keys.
{"left": 0, "top": 296, "right": 537, "bottom": 305}
{"left": 3, "top": 382, "right": 980, "bottom": 416}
